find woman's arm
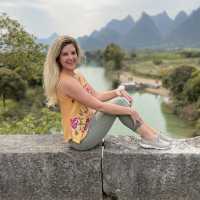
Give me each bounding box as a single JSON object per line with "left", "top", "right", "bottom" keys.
{"left": 94, "top": 89, "right": 118, "bottom": 101}
{"left": 85, "top": 82, "right": 133, "bottom": 102}
{"left": 58, "top": 76, "right": 132, "bottom": 116}
{"left": 77, "top": 71, "right": 132, "bottom": 102}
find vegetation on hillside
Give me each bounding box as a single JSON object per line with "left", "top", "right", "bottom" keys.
{"left": 162, "top": 66, "right": 200, "bottom": 135}
{"left": 0, "top": 13, "right": 61, "bottom": 134}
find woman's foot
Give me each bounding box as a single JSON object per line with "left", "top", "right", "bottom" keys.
{"left": 139, "top": 134, "right": 172, "bottom": 150}
{"left": 158, "top": 132, "right": 173, "bottom": 142}
{"left": 136, "top": 123, "right": 172, "bottom": 150}
{"left": 139, "top": 135, "right": 171, "bottom": 150}
{"left": 147, "top": 126, "right": 173, "bottom": 142}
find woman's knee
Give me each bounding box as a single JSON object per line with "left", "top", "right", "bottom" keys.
{"left": 112, "top": 97, "right": 131, "bottom": 107}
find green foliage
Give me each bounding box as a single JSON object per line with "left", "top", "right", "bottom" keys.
{"left": 130, "top": 51, "right": 137, "bottom": 59}
{"left": 134, "top": 50, "right": 182, "bottom": 62}
{"left": 162, "top": 65, "right": 196, "bottom": 95}
{"left": 183, "top": 71, "right": 200, "bottom": 102}
{"left": 0, "top": 13, "right": 47, "bottom": 86}
{"left": 152, "top": 58, "right": 163, "bottom": 65}
{"left": 162, "top": 64, "right": 200, "bottom": 131}
{"left": 0, "top": 87, "right": 45, "bottom": 121}
{"left": 103, "top": 43, "right": 125, "bottom": 70}
{"left": 104, "top": 60, "right": 115, "bottom": 71}
{"left": 180, "top": 50, "right": 200, "bottom": 58}
{"left": 85, "top": 50, "right": 104, "bottom": 65}
{"left": 196, "top": 118, "right": 200, "bottom": 131}
{"left": 159, "top": 68, "right": 172, "bottom": 78}
{"left": 193, "top": 118, "right": 200, "bottom": 136}
{"left": 0, "top": 67, "right": 27, "bottom": 107}
{"left": 0, "top": 108, "right": 61, "bottom": 135}
{"left": 0, "top": 14, "right": 63, "bottom": 136}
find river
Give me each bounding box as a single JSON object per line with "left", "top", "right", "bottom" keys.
{"left": 79, "top": 65, "right": 195, "bottom": 139}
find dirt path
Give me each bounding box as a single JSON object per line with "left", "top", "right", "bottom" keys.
{"left": 120, "top": 71, "right": 170, "bottom": 97}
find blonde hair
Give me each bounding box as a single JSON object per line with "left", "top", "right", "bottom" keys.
{"left": 43, "top": 35, "right": 82, "bottom": 107}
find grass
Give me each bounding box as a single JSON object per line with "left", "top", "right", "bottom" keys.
{"left": 135, "top": 51, "right": 182, "bottom": 62}
{"left": 128, "top": 61, "right": 162, "bottom": 78}
{"left": 124, "top": 50, "right": 200, "bottom": 78}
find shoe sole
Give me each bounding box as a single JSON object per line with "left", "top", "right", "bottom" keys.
{"left": 139, "top": 143, "right": 171, "bottom": 150}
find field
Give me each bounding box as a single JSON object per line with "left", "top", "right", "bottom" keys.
{"left": 124, "top": 49, "right": 200, "bottom": 78}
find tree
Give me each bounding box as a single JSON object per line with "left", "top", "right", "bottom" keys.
{"left": 162, "top": 65, "right": 196, "bottom": 96}
{"left": 130, "top": 51, "right": 137, "bottom": 59}
{"left": 0, "top": 13, "right": 47, "bottom": 86}
{"left": 183, "top": 70, "right": 200, "bottom": 103}
{"left": 0, "top": 67, "right": 27, "bottom": 107}
{"left": 103, "top": 43, "right": 125, "bottom": 70}
{"left": 153, "top": 58, "right": 163, "bottom": 65}
{"left": 85, "top": 49, "right": 104, "bottom": 65}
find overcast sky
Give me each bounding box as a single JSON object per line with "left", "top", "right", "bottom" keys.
{"left": 1, "top": 0, "right": 200, "bottom": 38}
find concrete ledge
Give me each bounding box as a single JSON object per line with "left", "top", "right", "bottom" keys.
{"left": 0, "top": 134, "right": 200, "bottom": 200}
{"left": 0, "top": 134, "right": 102, "bottom": 200}
{"left": 103, "top": 135, "right": 200, "bottom": 200}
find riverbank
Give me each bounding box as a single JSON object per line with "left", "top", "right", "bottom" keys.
{"left": 119, "top": 71, "right": 198, "bottom": 137}
{"left": 120, "top": 71, "right": 170, "bottom": 97}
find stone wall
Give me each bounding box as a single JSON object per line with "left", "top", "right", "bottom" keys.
{"left": 0, "top": 134, "right": 200, "bottom": 200}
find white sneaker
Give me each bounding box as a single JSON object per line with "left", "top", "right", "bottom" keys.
{"left": 158, "top": 132, "right": 173, "bottom": 143}
{"left": 139, "top": 135, "right": 171, "bottom": 150}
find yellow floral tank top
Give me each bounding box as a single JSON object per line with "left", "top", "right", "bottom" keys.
{"left": 56, "top": 70, "right": 95, "bottom": 144}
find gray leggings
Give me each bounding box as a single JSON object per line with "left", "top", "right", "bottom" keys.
{"left": 69, "top": 97, "right": 142, "bottom": 151}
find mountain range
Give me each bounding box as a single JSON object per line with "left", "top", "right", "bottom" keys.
{"left": 38, "top": 7, "right": 200, "bottom": 50}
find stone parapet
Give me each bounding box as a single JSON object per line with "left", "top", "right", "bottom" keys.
{"left": 0, "top": 134, "right": 200, "bottom": 200}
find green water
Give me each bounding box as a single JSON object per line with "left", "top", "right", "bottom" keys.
{"left": 79, "top": 65, "right": 195, "bottom": 139}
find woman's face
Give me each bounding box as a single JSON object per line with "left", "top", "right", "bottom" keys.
{"left": 58, "top": 43, "right": 78, "bottom": 71}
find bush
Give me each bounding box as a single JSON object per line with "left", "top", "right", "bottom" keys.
{"left": 0, "top": 14, "right": 46, "bottom": 87}
{"left": 130, "top": 51, "right": 137, "bottom": 58}
{"left": 0, "top": 67, "right": 27, "bottom": 107}
{"left": 104, "top": 60, "right": 115, "bottom": 71}
{"left": 159, "top": 68, "right": 172, "bottom": 78}
{"left": 181, "top": 51, "right": 200, "bottom": 58}
{"left": 162, "top": 65, "right": 196, "bottom": 95}
{"left": 103, "top": 43, "right": 125, "bottom": 70}
{"left": 183, "top": 71, "right": 200, "bottom": 102}
{"left": 0, "top": 108, "right": 61, "bottom": 135}
{"left": 194, "top": 118, "right": 200, "bottom": 136}
{"left": 152, "top": 59, "right": 163, "bottom": 65}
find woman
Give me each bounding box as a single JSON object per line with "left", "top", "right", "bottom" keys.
{"left": 43, "top": 35, "right": 171, "bottom": 151}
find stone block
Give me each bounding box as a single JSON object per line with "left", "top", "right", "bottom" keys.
{"left": 0, "top": 134, "right": 102, "bottom": 200}
{"left": 103, "top": 135, "right": 200, "bottom": 200}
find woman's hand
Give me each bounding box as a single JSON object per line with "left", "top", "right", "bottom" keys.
{"left": 120, "top": 90, "right": 133, "bottom": 103}
{"left": 116, "top": 86, "right": 133, "bottom": 103}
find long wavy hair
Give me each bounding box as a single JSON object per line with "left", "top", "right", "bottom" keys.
{"left": 43, "top": 35, "right": 82, "bottom": 107}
